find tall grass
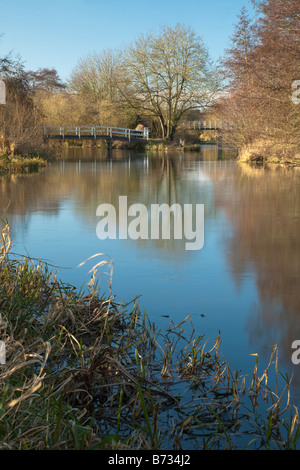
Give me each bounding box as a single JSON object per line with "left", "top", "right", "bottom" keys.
{"left": 0, "top": 221, "right": 299, "bottom": 450}
{"left": 0, "top": 153, "right": 48, "bottom": 174}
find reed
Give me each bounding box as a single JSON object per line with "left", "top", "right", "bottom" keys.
{"left": 0, "top": 221, "right": 299, "bottom": 450}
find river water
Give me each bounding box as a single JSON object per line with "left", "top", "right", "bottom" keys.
{"left": 1, "top": 146, "right": 300, "bottom": 406}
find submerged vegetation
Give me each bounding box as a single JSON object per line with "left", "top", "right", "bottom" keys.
{"left": 0, "top": 221, "right": 299, "bottom": 450}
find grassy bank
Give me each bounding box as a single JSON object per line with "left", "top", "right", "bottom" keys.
{"left": 0, "top": 153, "right": 49, "bottom": 174}
{"left": 237, "top": 140, "right": 300, "bottom": 167}
{"left": 0, "top": 222, "right": 300, "bottom": 450}
{"left": 0, "top": 145, "right": 59, "bottom": 175}
{"left": 144, "top": 140, "right": 217, "bottom": 153}
{"left": 0, "top": 133, "right": 58, "bottom": 175}
{"left": 48, "top": 138, "right": 218, "bottom": 153}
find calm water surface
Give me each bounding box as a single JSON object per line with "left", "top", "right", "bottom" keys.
{"left": 1, "top": 146, "right": 300, "bottom": 404}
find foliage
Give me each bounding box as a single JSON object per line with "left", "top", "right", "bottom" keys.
{"left": 26, "top": 68, "right": 66, "bottom": 93}
{"left": 119, "top": 24, "right": 221, "bottom": 140}
{"left": 216, "top": 0, "right": 300, "bottom": 161}
{"left": 0, "top": 52, "right": 42, "bottom": 153}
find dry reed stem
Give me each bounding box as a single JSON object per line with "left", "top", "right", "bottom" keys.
{"left": 0, "top": 224, "right": 299, "bottom": 449}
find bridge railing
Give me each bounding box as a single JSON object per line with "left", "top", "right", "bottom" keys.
{"left": 184, "top": 121, "right": 234, "bottom": 130}
{"left": 43, "top": 126, "right": 150, "bottom": 141}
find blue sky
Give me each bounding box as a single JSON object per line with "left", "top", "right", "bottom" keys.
{"left": 0, "top": 0, "right": 255, "bottom": 81}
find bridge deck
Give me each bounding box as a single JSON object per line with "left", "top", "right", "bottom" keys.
{"left": 43, "top": 126, "right": 150, "bottom": 142}
{"left": 184, "top": 121, "right": 233, "bottom": 130}
{"left": 43, "top": 122, "right": 231, "bottom": 144}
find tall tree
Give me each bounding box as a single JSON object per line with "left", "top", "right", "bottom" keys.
{"left": 119, "top": 24, "right": 221, "bottom": 140}
{"left": 68, "top": 49, "right": 135, "bottom": 126}
{"left": 217, "top": 0, "right": 300, "bottom": 158}
{"left": 26, "top": 68, "right": 66, "bottom": 92}
{"left": 221, "top": 7, "right": 257, "bottom": 88}
{"left": 0, "top": 51, "right": 41, "bottom": 151}
{"left": 69, "top": 49, "right": 121, "bottom": 104}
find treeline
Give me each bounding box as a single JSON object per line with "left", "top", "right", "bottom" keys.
{"left": 0, "top": 23, "right": 221, "bottom": 155}
{"left": 216, "top": 0, "right": 300, "bottom": 163}
{"left": 51, "top": 24, "right": 221, "bottom": 140}
{"left": 1, "top": 1, "right": 299, "bottom": 162}
{"left": 0, "top": 54, "right": 67, "bottom": 156}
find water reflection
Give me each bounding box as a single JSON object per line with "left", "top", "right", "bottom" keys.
{"left": 202, "top": 162, "right": 300, "bottom": 386}
{"left": 0, "top": 148, "right": 221, "bottom": 257}
{"left": 0, "top": 147, "right": 299, "bottom": 401}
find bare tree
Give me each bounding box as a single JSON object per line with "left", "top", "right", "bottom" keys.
{"left": 217, "top": 0, "right": 300, "bottom": 159}
{"left": 69, "top": 49, "right": 121, "bottom": 104}
{"left": 67, "top": 49, "right": 136, "bottom": 126}
{"left": 26, "top": 68, "right": 66, "bottom": 93}
{"left": 0, "top": 52, "right": 42, "bottom": 153}
{"left": 118, "top": 24, "right": 221, "bottom": 140}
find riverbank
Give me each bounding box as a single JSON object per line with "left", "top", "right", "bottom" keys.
{"left": 0, "top": 149, "right": 60, "bottom": 175}
{"left": 0, "top": 133, "right": 55, "bottom": 174}
{"left": 0, "top": 222, "right": 299, "bottom": 450}
{"left": 144, "top": 139, "right": 217, "bottom": 152}
{"left": 2, "top": 137, "right": 300, "bottom": 176}
{"left": 47, "top": 138, "right": 218, "bottom": 153}
{"left": 237, "top": 140, "right": 300, "bottom": 167}
{"left": 0, "top": 153, "right": 48, "bottom": 174}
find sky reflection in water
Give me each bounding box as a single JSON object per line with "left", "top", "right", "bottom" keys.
{"left": 1, "top": 146, "right": 299, "bottom": 403}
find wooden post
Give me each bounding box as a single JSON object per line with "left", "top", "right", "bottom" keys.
{"left": 144, "top": 128, "right": 149, "bottom": 140}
